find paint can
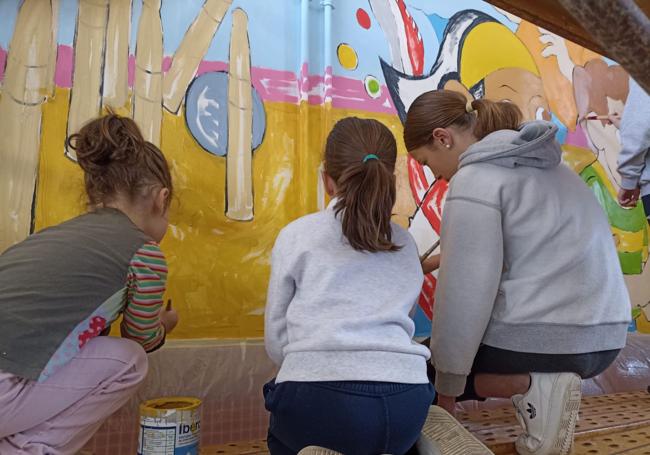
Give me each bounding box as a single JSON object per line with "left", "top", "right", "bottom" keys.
{"left": 138, "top": 397, "right": 202, "bottom": 455}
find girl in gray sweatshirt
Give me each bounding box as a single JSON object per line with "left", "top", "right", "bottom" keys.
{"left": 263, "top": 117, "right": 433, "bottom": 455}
{"left": 404, "top": 90, "right": 630, "bottom": 455}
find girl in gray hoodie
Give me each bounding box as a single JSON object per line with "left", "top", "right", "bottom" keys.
{"left": 404, "top": 90, "right": 630, "bottom": 455}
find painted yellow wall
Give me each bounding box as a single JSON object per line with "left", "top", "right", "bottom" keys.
{"left": 34, "top": 87, "right": 408, "bottom": 338}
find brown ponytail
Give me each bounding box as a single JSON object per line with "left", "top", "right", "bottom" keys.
{"left": 403, "top": 90, "right": 522, "bottom": 151}
{"left": 470, "top": 98, "right": 522, "bottom": 140}
{"left": 325, "top": 117, "right": 400, "bottom": 253}
{"left": 66, "top": 114, "right": 173, "bottom": 208}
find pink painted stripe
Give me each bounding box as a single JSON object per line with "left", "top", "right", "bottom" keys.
{"left": 331, "top": 74, "right": 395, "bottom": 114}
{"left": 323, "top": 65, "right": 333, "bottom": 103}
{"left": 298, "top": 62, "right": 309, "bottom": 101}
{"left": 0, "top": 48, "right": 6, "bottom": 82}
{"left": 54, "top": 45, "right": 73, "bottom": 87}
{"left": 15, "top": 44, "right": 396, "bottom": 114}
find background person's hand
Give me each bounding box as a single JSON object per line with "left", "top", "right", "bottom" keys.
{"left": 608, "top": 112, "right": 622, "bottom": 129}
{"left": 618, "top": 187, "right": 640, "bottom": 208}
{"left": 422, "top": 254, "right": 441, "bottom": 275}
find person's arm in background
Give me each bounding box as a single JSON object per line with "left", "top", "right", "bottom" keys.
{"left": 121, "top": 242, "right": 177, "bottom": 352}
{"left": 422, "top": 253, "right": 441, "bottom": 274}
{"left": 617, "top": 79, "right": 650, "bottom": 207}
{"left": 430, "top": 196, "right": 503, "bottom": 413}
{"left": 264, "top": 230, "right": 296, "bottom": 366}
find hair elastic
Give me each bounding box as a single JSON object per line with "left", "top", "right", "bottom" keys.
{"left": 466, "top": 100, "right": 475, "bottom": 113}
{"left": 363, "top": 154, "right": 379, "bottom": 163}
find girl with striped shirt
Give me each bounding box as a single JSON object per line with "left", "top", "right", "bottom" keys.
{"left": 0, "top": 114, "right": 178, "bottom": 453}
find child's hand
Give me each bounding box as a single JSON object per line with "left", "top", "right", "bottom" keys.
{"left": 422, "top": 254, "right": 441, "bottom": 274}
{"left": 161, "top": 299, "right": 179, "bottom": 334}
{"left": 437, "top": 394, "right": 457, "bottom": 416}
{"left": 618, "top": 187, "right": 640, "bottom": 208}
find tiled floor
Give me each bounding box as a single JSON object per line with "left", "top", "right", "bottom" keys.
{"left": 202, "top": 391, "right": 650, "bottom": 455}
{"left": 202, "top": 440, "right": 269, "bottom": 454}
{"left": 460, "top": 391, "right": 650, "bottom": 454}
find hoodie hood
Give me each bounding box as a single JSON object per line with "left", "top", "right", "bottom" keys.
{"left": 459, "top": 121, "right": 562, "bottom": 170}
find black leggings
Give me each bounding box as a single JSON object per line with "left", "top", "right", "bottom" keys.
{"left": 421, "top": 339, "right": 620, "bottom": 401}
{"left": 642, "top": 194, "right": 650, "bottom": 220}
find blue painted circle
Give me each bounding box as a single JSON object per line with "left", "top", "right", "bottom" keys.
{"left": 185, "top": 71, "right": 266, "bottom": 157}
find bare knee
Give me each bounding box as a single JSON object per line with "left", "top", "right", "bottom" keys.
{"left": 474, "top": 373, "right": 531, "bottom": 399}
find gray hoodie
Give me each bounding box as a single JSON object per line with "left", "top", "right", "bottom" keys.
{"left": 618, "top": 79, "right": 650, "bottom": 196}
{"left": 432, "top": 121, "right": 631, "bottom": 397}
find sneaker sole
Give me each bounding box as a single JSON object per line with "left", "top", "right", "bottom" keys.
{"left": 297, "top": 447, "right": 343, "bottom": 455}
{"left": 417, "top": 406, "right": 493, "bottom": 455}
{"left": 555, "top": 374, "right": 582, "bottom": 455}
{"left": 515, "top": 373, "right": 582, "bottom": 455}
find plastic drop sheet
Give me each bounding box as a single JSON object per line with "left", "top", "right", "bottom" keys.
{"left": 84, "top": 339, "right": 277, "bottom": 454}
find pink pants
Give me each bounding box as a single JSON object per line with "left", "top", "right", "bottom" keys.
{"left": 0, "top": 336, "right": 148, "bottom": 454}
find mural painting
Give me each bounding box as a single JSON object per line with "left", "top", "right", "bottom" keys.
{"left": 0, "top": 0, "right": 648, "bottom": 338}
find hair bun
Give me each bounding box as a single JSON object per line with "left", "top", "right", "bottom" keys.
{"left": 69, "top": 115, "right": 145, "bottom": 174}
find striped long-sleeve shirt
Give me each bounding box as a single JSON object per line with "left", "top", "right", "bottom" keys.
{"left": 121, "top": 242, "right": 168, "bottom": 351}
{"left": 38, "top": 241, "right": 168, "bottom": 381}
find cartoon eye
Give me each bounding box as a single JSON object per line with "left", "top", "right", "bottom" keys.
{"left": 536, "top": 107, "right": 545, "bottom": 120}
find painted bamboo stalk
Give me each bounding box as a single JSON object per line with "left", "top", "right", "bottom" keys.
{"left": 133, "top": 0, "right": 163, "bottom": 146}
{"left": 65, "top": 0, "right": 109, "bottom": 160}
{"left": 0, "top": 0, "right": 54, "bottom": 251}
{"left": 317, "top": 162, "right": 327, "bottom": 211}
{"left": 162, "top": 0, "right": 232, "bottom": 114}
{"left": 45, "top": 0, "right": 60, "bottom": 98}
{"left": 103, "top": 0, "right": 132, "bottom": 110}
{"left": 226, "top": 8, "right": 254, "bottom": 221}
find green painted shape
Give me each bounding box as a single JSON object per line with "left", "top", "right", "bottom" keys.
{"left": 579, "top": 165, "right": 648, "bottom": 275}
{"left": 580, "top": 166, "right": 647, "bottom": 232}
{"left": 619, "top": 251, "right": 643, "bottom": 275}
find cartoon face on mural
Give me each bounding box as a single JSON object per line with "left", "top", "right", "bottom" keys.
{"left": 456, "top": 20, "right": 550, "bottom": 122}
{"left": 482, "top": 68, "right": 550, "bottom": 121}
{"left": 380, "top": 10, "right": 551, "bottom": 123}
{"left": 0, "top": 0, "right": 647, "bottom": 337}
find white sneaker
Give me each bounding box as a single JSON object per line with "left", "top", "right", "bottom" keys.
{"left": 512, "top": 372, "right": 581, "bottom": 455}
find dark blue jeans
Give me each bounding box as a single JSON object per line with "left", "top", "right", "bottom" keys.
{"left": 263, "top": 379, "right": 435, "bottom": 455}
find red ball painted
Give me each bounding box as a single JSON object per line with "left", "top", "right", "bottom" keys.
{"left": 356, "top": 8, "right": 371, "bottom": 29}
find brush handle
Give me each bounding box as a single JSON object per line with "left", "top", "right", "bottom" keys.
{"left": 419, "top": 239, "right": 441, "bottom": 263}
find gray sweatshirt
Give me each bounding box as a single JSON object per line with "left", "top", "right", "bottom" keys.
{"left": 618, "top": 79, "right": 650, "bottom": 196}
{"left": 265, "top": 200, "right": 431, "bottom": 384}
{"left": 432, "top": 121, "right": 631, "bottom": 397}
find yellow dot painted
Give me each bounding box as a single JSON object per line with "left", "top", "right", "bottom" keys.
{"left": 337, "top": 43, "right": 358, "bottom": 71}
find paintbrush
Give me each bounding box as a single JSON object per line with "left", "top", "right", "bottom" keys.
{"left": 419, "top": 239, "right": 440, "bottom": 263}
{"left": 585, "top": 115, "right": 614, "bottom": 120}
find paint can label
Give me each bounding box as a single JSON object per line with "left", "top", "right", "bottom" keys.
{"left": 138, "top": 415, "right": 200, "bottom": 455}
